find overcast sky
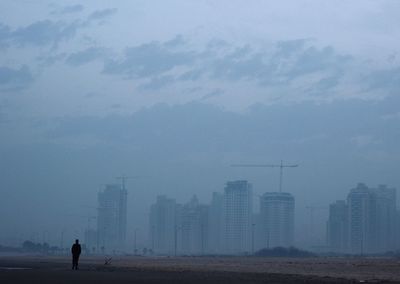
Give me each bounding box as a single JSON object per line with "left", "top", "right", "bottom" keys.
{"left": 0, "top": 1, "right": 399, "bottom": 248}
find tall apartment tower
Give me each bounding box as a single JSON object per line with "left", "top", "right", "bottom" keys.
{"left": 223, "top": 180, "right": 253, "bottom": 254}
{"left": 259, "top": 192, "right": 295, "bottom": 248}
{"left": 97, "top": 184, "right": 127, "bottom": 253}
{"left": 327, "top": 200, "right": 348, "bottom": 253}
{"left": 374, "top": 184, "right": 396, "bottom": 252}
{"left": 347, "top": 183, "right": 373, "bottom": 254}
{"left": 347, "top": 183, "right": 397, "bottom": 254}
{"left": 149, "top": 195, "right": 177, "bottom": 255}
{"left": 208, "top": 192, "right": 223, "bottom": 254}
{"left": 179, "top": 195, "right": 209, "bottom": 255}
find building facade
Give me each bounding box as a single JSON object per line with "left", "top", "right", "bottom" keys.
{"left": 347, "top": 183, "right": 374, "bottom": 254}
{"left": 327, "top": 183, "right": 397, "bottom": 254}
{"left": 179, "top": 195, "right": 209, "bottom": 255}
{"left": 223, "top": 180, "right": 253, "bottom": 254}
{"left": 327, "top": 200, "right": 348, "bottom": 253}
{"left": 208, "top": 192, "right": 224, "bottom": 254}
{"left": 259, "top": 192, "right": 295, "bottom": 249}
{"left": 149, "top": 195, "right": 177, "bottom": 255}
{"left": 97, "top": 184, "right": 127, "bottom": 253}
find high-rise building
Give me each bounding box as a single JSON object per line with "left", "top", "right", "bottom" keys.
{"left": 84, "top": 229, "right": 98, "bottom": 254}
{"left": 208, "top": 192, "right": 223, "bottom": 254}
{"left": 396, "top": 210, "right": 400, "bottom": 249}
{"left": 347, "top": 183, "right": 397, "bottom": 254}
{"left": 374, "top": 184, "right": 396, "bottom": 252}
{"left": 223, "top": 180, "right": 253, "bottom": 254}
{"left": 327, "top": 200, "right": 348, "bottom": 253}
{"left": 252, "top": 213, "right": 264, "bottom": 253}
{"left": 149, "top": 195, "right": 177, "bottom": 255}
{"left": 179, "top": 195, "right": 209, "bottom": 255}
{"left": 97, "top": 184, "right": 127, "bottom": 253}
{"left": 347, "top": 183, "right": 374, "bottom": 254}
{"left": 259, "top": 192, "right": 295, "bottom": 248}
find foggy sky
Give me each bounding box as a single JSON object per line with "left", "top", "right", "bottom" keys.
{"left": 0, "top": 1, "right": 399, "bottom": 248}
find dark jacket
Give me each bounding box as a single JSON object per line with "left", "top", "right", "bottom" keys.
{"left": 71, "top": 244, "right": 81, "bottom": 256}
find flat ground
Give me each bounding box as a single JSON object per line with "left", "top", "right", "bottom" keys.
{"left": 0, "top": 255, "right": 399, "bottom": 283}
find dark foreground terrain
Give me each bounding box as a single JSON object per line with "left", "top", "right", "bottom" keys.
{"left": 0, "top": 255, "right": 398, "bottom": 284}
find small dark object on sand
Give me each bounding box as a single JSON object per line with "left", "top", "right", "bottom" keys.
{"left": 104, "top": 257, "right": 112, "bottom": 265}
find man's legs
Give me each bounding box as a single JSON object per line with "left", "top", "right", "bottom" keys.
{"left": 72, "top": 255, "right": 78, "bottom": 270}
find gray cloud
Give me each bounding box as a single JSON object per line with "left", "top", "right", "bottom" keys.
{"left": 179, "top": 68, "right": 204, "bottom": 81}
{"left": 365, "top": 67, "right": 400, "bottom": 94}
{"left": 200, "top": 89, "right": 224, "bottom": 101}
{"left": 0, "top": 23, "right": 11, "bottom": 48}
{"left": 102, "top": 36, "right": 353, "bottom": 96}
{"left": 52, "top": 4, "right": 84, "bottom": 15}
{"left": 37, "top": 53, "right": 67, "bottom": 66}
{"left": 305, "top": 73, "right": 343, "bottom": 96}
{"left": 0, "top": 20, "right": 83, "bottom": 47}
{"left": 0, "top": 8, "right": 117, "bottom": 49}
{"left": 88, "top": 8, "right": 117, "bottom": 21}
{"left": 0, "top": 65, "right": 33, "bottom": 91}
{"left": 208, "top": 42, "right": 352, "bottom": 88}
{"left": 138, "top": 75, "right": 175, "bottom": 91}
{"left": 275, "top": 39, "right": 309, "bottom": 57}
{"left": 61, "top": 4, "right": 84, "bottom": 14}
{"left": 12, "top": 20, "right": 80, "bottom": 46}
{"left": 66, "top": 47, "right": 108, "bottom": 66}
{"left": 286, "top": 46, "right": 351, "bottom": 77}
{"left": 103, "top": 41, "right": 195, "bottom": 78}
{"left": 45, "top": 97, "right": 399, "bottom": 156}
{"left": 211, "top": 49, "right": 268, "bottom": 82}
{"left": 164, "top": 35, "right": 186, "bottom": 48}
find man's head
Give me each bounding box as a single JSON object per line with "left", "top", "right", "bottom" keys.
{"left": 75, "top": 239, "right": 79, "bottom": 244}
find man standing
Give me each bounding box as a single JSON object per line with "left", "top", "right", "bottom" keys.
{"left": 71, "top": 239, "right": 81, "bottom": 270}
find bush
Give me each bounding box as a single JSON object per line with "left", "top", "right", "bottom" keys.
{"left": 254, "top": 246, "right": 315, "bottom": 257}
{"left": 22, "top": 240, "right": 52, "bottom": 253}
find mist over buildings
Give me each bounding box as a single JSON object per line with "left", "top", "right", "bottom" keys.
{"left": 0, "top": 1, "right": 399, "bottom": 254}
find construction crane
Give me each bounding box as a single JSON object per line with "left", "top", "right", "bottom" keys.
{"left": 115, "top": 175, "right": 139, "bottom": 191}
{"left": 231, "top": 160, "right": 298, "bottom": 192}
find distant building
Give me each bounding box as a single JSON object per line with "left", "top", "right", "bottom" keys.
{"left": 208, "top": 192, "right": 223, "bottom": 254}
{"left": 347, "top": 183, "right": 376, "bottom": 254}
{"left": 84, "top": 229, "right": 98, "bottom": 254}
{"left": 327, "top": 200, "right": 348, "bottom": 253}
{"left": 179, "top": 195, "right": 209, "bottom": 255}
{"left": 396, "top": 210, "right": 400, "bottom": 249}
{"left": 149, "top": 195, "right": 177, "bottom": 255}
{"left": 97, "top": 184, "right": 127, "bottom": 253}
{"left": 374, "top": 184, "right": 396, "bottom": 252}
{"left": 223, "top": 180, "right": 253, "bottom": 254}
{"left": 347, "top": 183, "right": 397, "bottom": 254}
{"left": 252, "top": 213, "right": 264, "bottom": 252}
{"left": 259, "top": 192, "right": 295, "bottom": 248}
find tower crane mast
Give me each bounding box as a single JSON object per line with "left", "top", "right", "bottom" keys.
{"left": 231, "top": 160, "right": 298, "bottom": 192}
{"left": 115, "top": 175, "right": 137, "bottom": 191}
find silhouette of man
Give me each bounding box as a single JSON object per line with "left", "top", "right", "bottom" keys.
{"left": 71, "top": 239, "right": 81, "bottom": 270}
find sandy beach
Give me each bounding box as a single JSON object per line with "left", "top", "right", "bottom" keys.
{"left": 0, "top": 255, "right": 399, "bottom": 283}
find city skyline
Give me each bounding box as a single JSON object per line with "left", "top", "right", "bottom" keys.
{"left": 0, "top": 1, "right": 399, "bottom": 257}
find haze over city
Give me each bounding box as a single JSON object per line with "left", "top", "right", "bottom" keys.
{"left": 0, "top": 0, "right": 399, "bottom": 256}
